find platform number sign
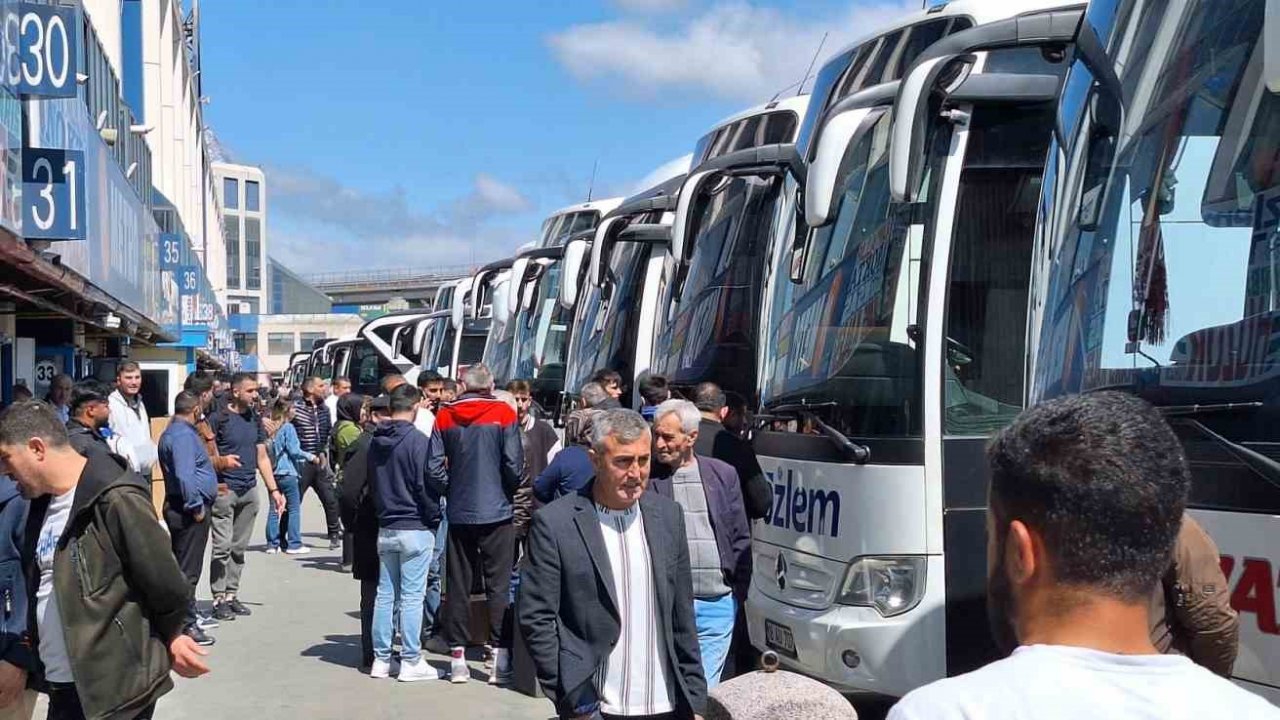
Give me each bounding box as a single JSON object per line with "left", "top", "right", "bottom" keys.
{"left": 22, "top": 148, "right": 84, "bottom": 240}
{"left": 34, "top": 359, "right": 56, "bottom": 385}
{"left": 3, "top": 3, "right": 78, "bottom": 97}
{"left": 159, "top": 234, "right": 183, "bottom": 270}
{"left": 177, "top": 265, "right": 200, "bottom": 296}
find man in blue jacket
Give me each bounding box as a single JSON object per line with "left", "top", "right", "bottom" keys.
{"left": 367, "top": 384, "right": 446, "bottom": 682}
{"left": 0, "top": 474, "right": 32, "bottom": 720}
{"left": 158, "top": 391, "right": 219, "bottom": 647}
{"left": 649, "top": 398, "right": 751, "bottom": 690}
{"left": 430, "top": 363, "right": 523, "bottom": 685}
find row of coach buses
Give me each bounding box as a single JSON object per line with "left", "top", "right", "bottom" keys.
{"left": 339, "top": 0, "right": 1280, "bottom": 704}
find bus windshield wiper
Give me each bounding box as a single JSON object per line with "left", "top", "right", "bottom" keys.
{"left": 1158, "top": 402, "right": 1280, "bottom": 489}
{"left": 767, "top": 402, "right": 871, "bottom": 464}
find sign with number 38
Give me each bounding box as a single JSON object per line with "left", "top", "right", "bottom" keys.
{"left": 22, "top": 147, "right": 85, "bottom": 241}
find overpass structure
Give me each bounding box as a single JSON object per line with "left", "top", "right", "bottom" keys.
{"left": 304, "top": 264, "right": 476, "bottom": 311}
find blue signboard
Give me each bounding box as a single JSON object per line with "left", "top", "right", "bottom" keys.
{"left": 13, "top": 3, "right": 78, "bottom": 98}
{"left": 22, "top": 147, "right": 84, "bottom": 240}
{"left": 159, "top": 233, "right": 183, "bottom": 270}
{"left": 176, "top": 265, "right": 200, "bottom": 296}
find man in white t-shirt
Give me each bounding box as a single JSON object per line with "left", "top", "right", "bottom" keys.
{"left": 325, "top": 376, "right": 350, "bottom": 426}
{"left": 889, "top": 392, "right": 1278, "bottom": 720}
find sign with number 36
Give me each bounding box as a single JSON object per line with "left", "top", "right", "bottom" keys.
{"left": 22, "top": 147, "right": 85, "bottom": 241}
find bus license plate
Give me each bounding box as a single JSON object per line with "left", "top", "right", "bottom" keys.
{"left": 764, "top": 620, "right": 797, "bottom": 659}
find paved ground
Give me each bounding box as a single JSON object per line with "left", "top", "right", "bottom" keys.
{"left": 148, "top": 493, "right": 554, "bottom": 720}
{"left": 30, "top": 489, "right": 891, "bottom": 719}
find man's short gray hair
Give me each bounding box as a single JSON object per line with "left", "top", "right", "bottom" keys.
{"left": 463, "top": 363, "right": 494, "bottom": 392}
{"left": 580, "top": 381, "right": 610, "bottom": 408}
{"left": 654, "top": 398, "right": 701, "bottom": 433}
{"left": 590, "top": 408, "right": 651, "bottom": 453}
{"left": 492, "top": 389, "right": 518, "bottom": 412}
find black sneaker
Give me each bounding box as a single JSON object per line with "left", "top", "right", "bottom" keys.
{"left": 212, "top": 602, "right": 236, "bottom": 622}
{"left": 185, "top": 624, "right": 216, "bottom": 647}
{"left": 227, "top": 597, "right": 252, "bottom": 616}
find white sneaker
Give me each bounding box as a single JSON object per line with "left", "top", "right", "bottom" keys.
{"left": 449, "top": 651, "right": 470, "bottom": 684}
{"left": 488, "top": 647, "right": 512, "bottom": 686}
{"left": 265, "top": 547, "right": 280, "bottom": 555}
{"left": 369, "top": 659, "right": 392, "bottom": 679}
{"left": 397, "top": 658, "right": 440, "bottom": 682}
{"left": 285, "top": 546, "right": 311, "bottom": 555}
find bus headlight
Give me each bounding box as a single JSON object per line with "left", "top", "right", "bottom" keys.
{"left": 835, "top": 556, "right": 926, "bottom": 617}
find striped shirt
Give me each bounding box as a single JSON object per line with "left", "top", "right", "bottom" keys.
{"left": 595, "top": 503, "right": 674, "bottom": 717}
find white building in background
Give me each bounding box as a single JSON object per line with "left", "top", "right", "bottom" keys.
{"left": 213, "top": 162, "right": 268, "bottom": 314}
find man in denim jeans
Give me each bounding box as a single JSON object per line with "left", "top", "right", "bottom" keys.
{"left": 367, "top": 384, "right": 448, "bottom": 682}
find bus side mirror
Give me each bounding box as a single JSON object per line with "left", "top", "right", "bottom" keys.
{"left": 789, "top": 198, "right": 809, "bottom": 285}
{"left": 1268, "top": 0, "right": 1280, "bottom": 93}
{"left": 508, "top": 257, "right": 531, "bottom": 317}
{"left": 671, "top": 169, "right": 717, "bottom": 266}
{"left": 590, "top": 216, "right": 625, "bottom": 288}
{"left": 451, "top": 285, "right": 469, "bottom": 330}
{"left": 560, "top": 238, "right": 589, "bottom": 310}
{"left": 890, "top": 54, "right": 966, "bottom": 203}
{"left": 806, "top": 107, "right": 882, "bottom": 227}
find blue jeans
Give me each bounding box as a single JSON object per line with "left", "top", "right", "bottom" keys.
{"left": 694, "top": 593, "right": 737, "bottom": 688}
{"left": 422, "top": 511, "right": 448, "bottom": 638}
{"left": 374, "top": 528, "right": 434, "bottom": 663}
{"left": 265, "top": 475, "right": 301, "bottom": 550}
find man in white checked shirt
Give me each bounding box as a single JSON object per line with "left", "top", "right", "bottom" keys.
{"left": 519, "top": 409, "right": 707, "bottom": 720}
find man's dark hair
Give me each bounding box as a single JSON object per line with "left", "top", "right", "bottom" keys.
{"left": 69, "top": 381, "right": 110, "bottom": 415}
{"left": 230, "top": 372, "right": 257, "bottom": 389}
{"left": 418, "top": 370, "right": 443, "bottom": 388}
{"left": 116, "top": 361, "right": 141, "bottom": 376}
{"left": 637, "top": 373, "right": 670, "bottom": 407}
{"left": 724, "top": 390, "right": 748, "bottom": 414}
{"left": 692, "top": 381, "right": 726, "bottom": 413}
{"left": 184, "top": 373, "right": 214, "bottom": 395}
{"left": 441, "top": 379, "right": 458, "bottom": 393}
{"left": 173, "top": 390, "right": 202, "bottom": 417}
{"left": 303, "top": 376, "right": 325, "bottom": 392}
{"left": 332, "top": 376, "right": 351, "bottom": 387}
{"left": 0, "top": 401, "right": 70, "bottom": 447}
{"left": 388, "top": 383, "right": 421, "bottom": 414}
{"left": 986, "top": 391, "right": 1190, "bottom": 601}
{"left": 216, "top": 372, "right": 234, "bottom": 386}
{"left": 506, "top": 379, "right": 531, "bottom": 394}
{"left": 591, "top": 368, "right": 622, "bottom": 386}
{"left": 382, "top": 374, "right": 407, "bottom": 393}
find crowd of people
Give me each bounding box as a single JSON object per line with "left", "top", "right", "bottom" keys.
{"left": 0, "top": 362, "right": 1274, "bottom": 720}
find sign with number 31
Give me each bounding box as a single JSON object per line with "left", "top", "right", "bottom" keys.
{"left": 22, "top": 147, "right": 85, "bottom": 241}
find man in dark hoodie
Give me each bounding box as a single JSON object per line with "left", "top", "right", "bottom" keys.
{"left": 63, "top": 382, "right": 113, "bottom": 460}
{"left": 0, "top": 401, "right": 208, "bottom": 719}
{"left": 430, "top": 363, "right": 523, "bottom": 685}
{"left": 367, "top": 384, "right": 446, "bottom": 682}
{"left": 0, "top": 473, "right": 33, "bottom": 720}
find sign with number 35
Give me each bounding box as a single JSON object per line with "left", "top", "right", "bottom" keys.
{"left": 22, "top": 147, "right": 85, "bottom": 241}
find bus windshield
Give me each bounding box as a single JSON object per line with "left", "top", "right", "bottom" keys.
{"left": 566, "top": 236, "right": 653, "bottom": 398}
{"left": 652, "top": 173, "right": 784, "bottom": 398}
{"left": 760, "top": 108, "right": 927, "bottom": 436}
{"left": 1030, "top": 0, "right": 1280, "bottom": 506}
{"left": 513, "top": 261, "right": 569, "bottom": 383}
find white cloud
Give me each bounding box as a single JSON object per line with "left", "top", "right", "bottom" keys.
{"left": 548, "top": 1, "right": 918, "bottom": 103}
{"left": 265, "top": 167, "right": 533, "bottom": 274}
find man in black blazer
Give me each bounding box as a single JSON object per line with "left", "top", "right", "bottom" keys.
{"left": 519, "top": 408, "right": 707, "bottom": 720}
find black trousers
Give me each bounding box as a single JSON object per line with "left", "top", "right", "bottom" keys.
{"left": 442, "top": 519, "right": 515, "bottom": 649}
{"left": 164, "top": 500, "right": 211, "bottom": 624}
{"left": 359, "top": 577, "right": 377, "bottom": 669}
{"left": 299, "top": 462, "right": 341, "bottom": 539}
{"left": 47, "top": 682, "right": 154, "bottom": 720}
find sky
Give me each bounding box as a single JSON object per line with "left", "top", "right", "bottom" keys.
{"left": 199, "top": 0, "right": 920, "bottom": 276}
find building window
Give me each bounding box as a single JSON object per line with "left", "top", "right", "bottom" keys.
{"left": 223, "top": 177, "right": 239, "bottom": 210}
{"left": 245, "top": 180, "right": 260, "bottom": 212}
{"left": 299, "top": 332, "right": 326, "bottom": 352}
{"left": 267, "top": 332, "right": 295, "bottom": 356}
{"left": 224, "top": 214, "right": 240, "bottom": 289}
{"left": 245, "top": 217, "right": 261, "bottom": 291}
{"left": 234, "top": 332, "right": 258, "bottom": 355}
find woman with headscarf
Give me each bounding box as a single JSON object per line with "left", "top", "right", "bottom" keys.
{"left": 532, "top": 408, "right": 599, "bottom": 504}
{"left": 336, "top": 394, "right": 381, "bottom": 671}
{"left": 332, "top": 392, "right": 367, "bottom": 572}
